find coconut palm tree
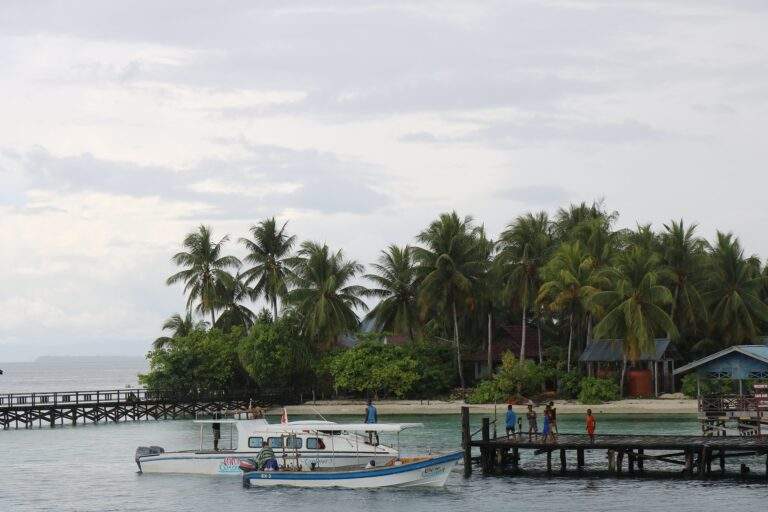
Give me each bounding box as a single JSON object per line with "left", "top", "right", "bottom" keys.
{"left": 364, "top": 245, "right": 420, "bottom": 341}
{"left": 153, "top": 312, "right": 207, "bottom": 350}
{"left": 538, "top": 242, "right": 602, "bottom": 372}
{"left": 498, "top": 211, "right": 553, "bottom": 365}
{"left": 414, "top": 212, "right": 484, "bottom": 390}
{"left": 704, "top": 232, "right": 768, "bottom": 345}
{"left": 213, "top": 273, "right": 257, "bottom": 332}
{"left": 592, "top": 248, "right": 678, "bottom": 393}
{"left": 239, "top": 218, "right": 296, "bottom": 321}
{"left": 166, "top": 225, "right": 241, "bottom": 326}
{"left": 554, "top": 200, "right": 618, "bottom": 242}
{"left": 660, "top": 219, "right": 707, "bottom": 335}
{"left": 287, "top": 241, "right": 368, "bottom": 350}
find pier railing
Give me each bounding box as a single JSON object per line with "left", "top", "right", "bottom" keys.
{"left": 699, "top": 394, "right": 765, "bottom": 416}
{"left": 0, "top": 388, "right": 286, "bottom": 409}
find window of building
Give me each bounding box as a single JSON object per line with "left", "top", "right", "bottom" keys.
{"left": 707, "top": 371, "right": 731, "bottom": 379}
{"left": 306, "top": 437, "right": 326, "bottom": 450}
{"left": 748, "top": 370, "right": 768, "bottom": 379}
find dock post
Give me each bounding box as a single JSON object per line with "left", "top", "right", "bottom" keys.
{"left": 720, "top": 449, "right": 725, "bottom": 474}
{"left": 685, "top": 449, "right": 694, "bottom": 476}
{"left": 577, "top": 448, "right": 585, "bottom": 470}
{"left": 481, "top": 417, "right": 490, "bottom": 473}
{"left": 607, "top": 449, "right": 615, "bottom": 472}
{"left": 616, "top": 450, "right": 624, "bottom": 475}
{"left": 461, "top": 406, "right": 471, "bottom": 477}
{"left": 546, "top": 450, "right": 552, "bottom": 474}
{"left": 764, "top": 452, "right": 767, "bottom": 481}
{"left": 705, "top": 448, "right": 712, "bottom": 476}
{"left": 560, "top": 449, "right": 567, "bottom": 474}
{"left": 628, "top": 450, "right": 635, "bottom": 474}
{"left": 512, "top": 447, "right": 520, "bottom": 471}
{"left": 637, "top": 448, "right": 644, "bottom": 473}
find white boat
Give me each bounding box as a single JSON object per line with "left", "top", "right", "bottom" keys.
{"left": 240, "top": 422, "right": 461, "bottom": 488}
{"left": 243, "top": 452, "right": 462, "bottom": 488}
{"left": 135, "top": 413, "right": 406, "bottom": 475}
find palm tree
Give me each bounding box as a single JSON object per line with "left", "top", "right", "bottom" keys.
{"left": 538, "top": 242, "right": 601, "bottom": 372}
{"left": 704, "top": 232, "right": 768, "bottom": 345}
{"left": 287, "top": 241, "right": 368, "bottom": 350}
{"left": 498, "top": 211, "right": 553, "bottom": 365}
{"left": 166, "top": 225, "right": 241, "bottom": 326}
{"left": 660, "top": 219, "right": 707, "bottom": 335}
{"left": 592, "top": 248, "right": 678, "bottom": 393}
{"left": 153, "top": 312, "right": 207, "bottom": 349}
{"left": 414, "top": 212, "right": 484, "bottom": 390}
{"left": 214, "top": 273, "right": 256, "bottom": 332}
{"left": 554, "top": 200, "right": 618, "bottom": 242}
{"left": 365, "top": 245, "right": 419, "bottom": 340}
{"left": 239, "top": 218, "right": 296, "bottom": 321}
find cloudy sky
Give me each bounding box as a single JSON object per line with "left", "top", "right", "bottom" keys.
{"left": 1, "top": 1, "right": 767, "bottom": 360}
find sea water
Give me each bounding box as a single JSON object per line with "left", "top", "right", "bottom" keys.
{"left": 0, "top": 361, "right": 766, "bottom": 511}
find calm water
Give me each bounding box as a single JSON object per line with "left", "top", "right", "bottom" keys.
{"left": 1, "top": 360, "right": 766, "bottom": 511}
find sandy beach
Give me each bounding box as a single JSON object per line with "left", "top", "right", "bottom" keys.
{"left": 270, "top": 396, "right": 698, "bottom": 416}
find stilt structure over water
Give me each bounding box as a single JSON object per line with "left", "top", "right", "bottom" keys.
{"left": 460, "top": 407, "right": 768, "bottom": 480}
{"left": 0, "top": 388, "right": 289, "bottom": 429}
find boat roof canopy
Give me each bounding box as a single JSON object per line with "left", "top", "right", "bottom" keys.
{"left": 249, "top": 422, "right": 423, "bottom": 433}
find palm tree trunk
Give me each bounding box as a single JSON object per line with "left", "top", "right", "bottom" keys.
{"left": 537, "top": 314, "right": 543, "bottom": 364}
{"left": 273, "top": 297, "right": 279, "bottom": 322}
{"left": 452, "top": 301, "right": 466, "bottom": 391}
{"left": 519, "top": 306, "right": 527, "bottom": 365}
{"left": 620, "top": 354, "right": 628, "bottom": 398}
{"left": 668, "top": 285, "right": 679, "bottom": 339}
{"left": 586, "top": 312, "right": 593, "bottom": 344}
{"left": 210, "top": 308, "right": 216, "bottom": 329}
{"left": 487, "top": 312, "right": 493, "bottom": 376}
{"left": 567, "top": 311, "right": 574, "bottom": 372}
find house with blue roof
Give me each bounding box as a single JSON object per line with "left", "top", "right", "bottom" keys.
{"left": 673, "top": 345, "right": 768, "bottom": 396}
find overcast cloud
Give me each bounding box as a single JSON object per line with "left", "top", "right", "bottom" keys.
{"left": 1, "top": 1, "right": 767, "bottom": 360}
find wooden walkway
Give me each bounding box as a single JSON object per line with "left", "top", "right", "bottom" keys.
{"left": 0, "top": 388, "right": 290, "bottom": 429}
{"left": 461, "top": 407, "right": 768, "bottom": 480}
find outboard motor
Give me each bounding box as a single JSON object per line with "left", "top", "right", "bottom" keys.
{"left": 239, "top": 458, "right": 258, "bottom": 472}
{"left": 134, "top": 445, "right": 165, "bottom": 471}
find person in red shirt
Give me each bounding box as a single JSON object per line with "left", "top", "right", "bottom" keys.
{"left": 585, "top": 409, "right": 596, "bottom": 442}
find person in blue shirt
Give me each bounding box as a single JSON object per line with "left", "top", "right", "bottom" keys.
{"left": 364, "top": 399, "right": 379, "bottom": 445}
{"left": 505, "top": 404, "right": 517, "bottom": 437}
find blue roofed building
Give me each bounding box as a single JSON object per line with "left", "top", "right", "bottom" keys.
{"left": 673, "top": 345, "right": 768, "bottom": 395}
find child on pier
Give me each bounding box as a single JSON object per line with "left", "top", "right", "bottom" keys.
{"left": 526, "top": 404, "right": 538, "bottom": 441}
{"left": 586, "top": 409, "right": 596, "bottom": 442}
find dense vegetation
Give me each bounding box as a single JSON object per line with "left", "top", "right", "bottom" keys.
{"left": 141, "top": 203, "right": 768, "bottom": 401}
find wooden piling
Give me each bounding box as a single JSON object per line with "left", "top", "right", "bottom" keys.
{"left": 628, "top": 449, "right": 635, "bottom": 474}
{"left": 481, "top": 417, "right": 490, "bottom": 473}
{"left": 637, "top": 448, "right": 644, "bottom": 472}
{"left": 577, "top": 447, "right": 585, "bottom": 469}
{"left": 720, "top": 449, "right": 726, "bottom": 474}
{"left": 560, "top": 449, "right": 567, "bottom": 473}
{"left": 546, "top": 450, "right": 552, "bottom": 474}
{"left": 461, "top": 406, "right": 471, "bottom": 477}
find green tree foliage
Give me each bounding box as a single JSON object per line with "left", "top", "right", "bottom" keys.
{"left": 365, "top": 245, "right": 420, "bottom": 340}
{"left": 239, "top": 218, "right": 296, "bottom": 320}
{"left": 327, "top": 342, "right": 420, "bottom": 398}
{"left": 237, "top": 317, "right": 313, "bottom": 390}
{"left": 153, "top": 312, "right": 207, "bottom": 350}
{"left": 466, "top": 352, "right": 544, "bottom": 403}
{"left": 213, "top": 273, "right": 256, "bottom": 332}
{"left": 141, "top": 329, "right": 242, "bottom": 392}
{"left": 287, "top": 241, "right": 369, "bottom": 350}
{"left": 578, "top": 377, "right": 620, "bottom": 404}
{"left": 166, "top": 225, "right": 241, "bottom": 326}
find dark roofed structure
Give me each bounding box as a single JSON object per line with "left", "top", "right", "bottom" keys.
{"left": 579, "top": 338, "right": 677, "bottom": 396}
{"left": 465, "top": 324, "right": 541, "bottom": 381}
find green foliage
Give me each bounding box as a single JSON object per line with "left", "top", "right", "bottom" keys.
{"left": 578, "top": 377, "right": 620, "bottom": 404}
{"left": 327, "top": 342, "right": 420, "bottom": 398}
{"left": 680, "top": 374, "right": 734, "bottom": 397}
{"left": 465, "top": 351, "right": 544, "bottom": 403}
{"left": 237, "top": 317, "right": 313, "bottom": 390}
{"left": 406, "top": 341, "right": 456, "bottom": 395}
{"left": 558, "top": 371, "right": 583, "bottom": 399}
{"left": 140, "top": 329, "right": 242, "bottom": 392}
{"left": 466, "top": 379, "right": 501, "bottom": 404}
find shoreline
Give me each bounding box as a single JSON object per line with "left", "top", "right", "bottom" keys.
{"left": 270, "top": 398, "right": 698, "bottom": 416}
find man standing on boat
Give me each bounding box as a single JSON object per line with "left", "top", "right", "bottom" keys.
{"left": 364, "top": 399, "right": 379, "bottom": 445}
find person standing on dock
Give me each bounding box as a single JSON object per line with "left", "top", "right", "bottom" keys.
{"left": 586, "top": 409, "right": 596, "bottom": 442}
{"left": 505, "top": 404, "right": 517, "bottom": 436}
{"left": 526, "top": 404, "right": 538, "bottom": 441}
{"left": 548, "top": 401, "right": 558, "bottom": 441}
{"left": 542, "top": 404, "right": 551, "bottom": 443}
{"left": 364, "top": 399, "right": 379, "bottom": 445}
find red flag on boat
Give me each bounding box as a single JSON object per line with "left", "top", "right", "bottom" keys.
{"left": 281, "top": 407, "right": 288, "bottom": 424}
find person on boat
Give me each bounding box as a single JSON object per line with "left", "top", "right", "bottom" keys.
{"left": 256, "top": 440, "right": 277, "bottom": 469}
{"left": 212, "top": 422, "right": 221, "bottom": 451}
{"left": 505, "top": 404, "right": 517, "bottom": 437}
{"left": 586, "top": 409, "right": 596, "bottom": 442}
{"left": 364, "top": 399, "right": 379, "bottom": 445}
{"left": 526, "top": 404, "right": 538, "bottom": 441}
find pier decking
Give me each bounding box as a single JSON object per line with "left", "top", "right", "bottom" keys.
{"left": 0, "top": 388, "right": 291, "bottom": 429}
{"left": 461, "top": 407, "right": 768, "bottom": 480}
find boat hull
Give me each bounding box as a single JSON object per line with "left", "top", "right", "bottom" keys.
{"left": 242, "top": 451, "right": 462, "bottom": 488}
{"left": 138, "top": 452, "right": 396, "bottom": 475}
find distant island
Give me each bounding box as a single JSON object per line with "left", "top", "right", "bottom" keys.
{"left": 34, "top": 355, "right": 146, "bottom": 364}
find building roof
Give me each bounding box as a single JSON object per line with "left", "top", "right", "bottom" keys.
{"left": 579, "top": 339, "right": 672, "bottom": 363}
{"left": 673, "top": 345, "right": 768, "bottom": 376}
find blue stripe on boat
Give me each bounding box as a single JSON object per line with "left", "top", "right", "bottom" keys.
{"left": 243, "top": 451, "right": 462, "bottom": 480}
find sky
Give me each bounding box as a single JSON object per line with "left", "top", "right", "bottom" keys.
{"left": 1, "top": 0, "right": 767, "bottom": 361}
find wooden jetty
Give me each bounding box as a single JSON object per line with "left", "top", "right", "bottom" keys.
{"left": 0, "top": 388, "right": 290, "bottom": 429}
{"left": 461, "top": 407, "right": 768, "bottom": 480}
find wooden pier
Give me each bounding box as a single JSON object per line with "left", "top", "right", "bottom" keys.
{"left": 0, "top": 388, "right": 290, "bottom": 429}
{"left": 461, "top": 407, "right": 768, "bottom": 480}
